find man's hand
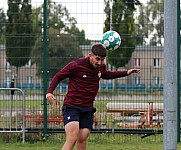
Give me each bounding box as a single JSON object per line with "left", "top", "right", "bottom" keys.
{"left": 46, "top": 93, "right": 55, "bottom": 105}
{"left": 127, "top": 69, "right": 140, "bottom": 75}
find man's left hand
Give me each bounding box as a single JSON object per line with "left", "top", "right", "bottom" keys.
{"left": 127, "top": 69, "right": 140, "bottom": 75}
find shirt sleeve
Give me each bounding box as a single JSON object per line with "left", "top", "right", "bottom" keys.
{"left": 47, "top": 61, "right": 76, "bottom": 94}
{"left": 100, "top": 64, "right": 128, "bottom": 79}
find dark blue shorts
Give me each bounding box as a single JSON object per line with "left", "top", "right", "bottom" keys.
{"left": 62, "top": 104, "right": 96, "bottom": 130}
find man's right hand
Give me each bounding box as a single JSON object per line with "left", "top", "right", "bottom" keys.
{"left": 46, "top": 93, "right": 55, "bottom": 105}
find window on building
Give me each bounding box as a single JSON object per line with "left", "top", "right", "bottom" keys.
{"left": 134, "top": 76, "right": 141, "bottom": 84}
{"left": 27, "top": 76, "right": 33, "bottom": 84}
{"left": 5, "top": 61, "right": 11, "bottom": 71}
{"left": 153, "top": 76, "right": 159, "bottom": 85}
{"left": 134, "top": 58, "right": 140, "bottom": 67}
{"left": 153, "top": 58, "right": 160, "bottom": 67}
{"left": 6, "top": 76, "right": 11, "bottom": 87}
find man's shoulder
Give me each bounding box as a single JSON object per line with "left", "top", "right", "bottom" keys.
{"left": 65, "top": 57, "right": 88, "bottom": 70}
{"left": 67, "top": 57, "right": 85, "bottom": 65}
{"left": 70, "top": 57, "right": 86, "bottom": 63}
{"left": 76, "top": 57, "right": 87, "bottom": 62}
{"left": 73, "top": 57, "right": 88, "bottom": 65}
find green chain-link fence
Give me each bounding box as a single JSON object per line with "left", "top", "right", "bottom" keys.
{"left": 0, "top": 0, "right": 180, "bottom": 144}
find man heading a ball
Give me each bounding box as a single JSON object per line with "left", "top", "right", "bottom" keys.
{"left": 46, "top": 44, "right": 140, "bottom": 150}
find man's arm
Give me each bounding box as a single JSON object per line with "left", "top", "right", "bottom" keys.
{"left": 127, "top": 69, "right": 140, "bottom": 75}
{"left": 46, "top": 61, "right": 76, "bottom": 104}
{"left": 101, "top": 66, "right": 140, "bottom": 79}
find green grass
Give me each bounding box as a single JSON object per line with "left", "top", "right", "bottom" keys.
{"left": 0, "top": 133, "right": 180, "bottom": 150}
{"left": 0, "top": 89, "right": 176, "bottom": 150}
{"left": 0, "top": 142, "right": 166, "bottom": 150}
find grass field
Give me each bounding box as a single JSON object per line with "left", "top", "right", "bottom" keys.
{"left": 0, "top": 133, "right": 181, "bottom": 150}
{"left": 0, "top": 142, "right": 165, "bottom": 150}
{"left": 0, "top": 140, "right": 181, "bottom": 150}
{"left": 0, "top": 93, "right": 177, "bottom": 150}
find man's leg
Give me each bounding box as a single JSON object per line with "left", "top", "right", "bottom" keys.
{"left": 62, "top": 121, "right": 79, "bottom": 150}
{"left": 76, "top": 128, "right": 91, "bottom": 150}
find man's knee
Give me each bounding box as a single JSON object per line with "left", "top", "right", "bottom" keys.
{"left": 76, "top": 130, "right": 90, "bottom": 144}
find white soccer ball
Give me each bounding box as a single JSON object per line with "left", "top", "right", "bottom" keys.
{"left": 101, "top": 31, "right": 121, "bottom": 50}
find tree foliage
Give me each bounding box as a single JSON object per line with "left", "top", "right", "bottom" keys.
{"left": 0, "top": 8, "right": 5, "bottom": 37}
{"left": 32, "top": 1, "right": 90, "bottom": 46}
{"left": 6, "top": 0, "right": 34, "bottom": 68}
{"left": 104, "top": 0, "right": 141, "bottom": 69}
{"left": 32, "top": 27, "right": 82, "bottom": 79}
{"left": 46, "top": 2, "right": 90, "bottom": 45}
{"left": 32, "top": 1, "right": 86, "bottom": 78}
{"left": 66, "top": 24, "right": 90, "bottom": 45}
{"left": 137, "top": 0, "right": 164, "bottom": 46}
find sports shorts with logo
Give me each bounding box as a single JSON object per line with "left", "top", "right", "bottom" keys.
{"left": 62, "top": 104, "right": 96, "bottom": 130}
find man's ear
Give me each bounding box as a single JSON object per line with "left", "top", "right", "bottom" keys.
{"left": 88, "top": 53, "right": 93, "bottom": 57}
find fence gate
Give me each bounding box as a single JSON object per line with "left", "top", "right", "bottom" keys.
{"left": 0, "top": 88, "right": 26, "bottom": 143}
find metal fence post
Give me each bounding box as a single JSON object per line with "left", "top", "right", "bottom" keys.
{"left": 43, "top": 0, "right": 48, "bottom": 139}
{"left": 177, "top": 0, "right": 180, "bottom": 143}
{"left": 164, "top": 0, "right": 179, "bottom": 149}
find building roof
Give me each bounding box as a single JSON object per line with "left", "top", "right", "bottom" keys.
{"left": 135, "top": 45, "right": 163, "bottom": 51}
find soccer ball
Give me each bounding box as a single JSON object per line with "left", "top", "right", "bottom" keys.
{"left": 101, "top": 30, "right": 121, "bottom": 50}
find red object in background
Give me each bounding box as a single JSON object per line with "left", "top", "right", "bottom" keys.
{"left": 55, "top": 101, "right": 60, "bottom": 105}
{"left": 26, "top": 114, "right": 98, "bottom": 127}
{"left": 34, "top": 114, "right": 64, "bottom": 125}
{"left": 25, "top": 114, "right": 32, "bottom": 119}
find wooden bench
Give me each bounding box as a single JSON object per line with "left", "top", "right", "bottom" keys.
{"left": 106, "top": 102, "right": 163, "bottom": 128}
{"left": 106, "top": 102, "right": 163, "bottom": 115}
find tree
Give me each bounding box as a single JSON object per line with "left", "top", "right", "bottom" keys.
{"left": 31, "top": 1, "right": 88, "bottom": 78}
{"left": 0, "top": 8, "right": 5, "bottom": 39}
{"left": 104, "top": 0, "right": 140, "bottom": 70}
{"left": 0, "top": 8, "right": 5, "bottom": 44}
{"left": 137, "top": 0, "right": 164, "bottom": 46}
{"left": 32, "top": 27, "right": 83, "bottom": 79}
{"left": 6, "top": 0, "right": 34, "bottom": 76}
{"left": 46, "top": 1, "right": 90, "bottom": 45}
{"left": 32, "top": 1, "right": 90, "bottom": 46}
{"left": 66, "top": 23, "right": 90, "bottom": 45}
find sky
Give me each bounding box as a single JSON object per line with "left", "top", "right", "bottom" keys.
{"left": 1, "top": 0, "right": 145, "bottom": 40}
{"left": 1, "top": 0, "right": 106, "bottom": 40}
{"left": 59, "top": 0, "right": 106, "bottom": 40}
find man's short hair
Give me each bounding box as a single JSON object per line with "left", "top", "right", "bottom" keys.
{"left": 91, "top": 44, "right": 107, "bottom": 57}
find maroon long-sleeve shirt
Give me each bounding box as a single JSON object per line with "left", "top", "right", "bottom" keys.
{"left": 47, "top": 57, "right": 128, "bottom": 107}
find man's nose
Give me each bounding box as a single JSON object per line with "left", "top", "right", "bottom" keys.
{"left": 97, "top": 60, "right": 102, "bottom": 65}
